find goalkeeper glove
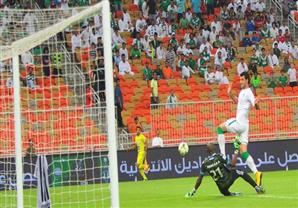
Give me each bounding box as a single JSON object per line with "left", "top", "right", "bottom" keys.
{"left": 185, "top": 188, "right": 196, "bottom": 198}
{"left": 233, "top": 135, "right": 241, "bottom": 154}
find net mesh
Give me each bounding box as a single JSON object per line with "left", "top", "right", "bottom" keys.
{"left": 0, "top": 4, "right": 113, "bottom": 207}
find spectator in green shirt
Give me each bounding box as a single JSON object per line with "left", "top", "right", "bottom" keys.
{"left": 188, "top": 54, "right": 197, "bottom": 71}
{"left": 178, "top": 54, "right": 186, "bottom": 70}
{"left": 151, "top": 32, "right": 161, "bottom": 49}
{"left": 199, "top": 61, "right": 208, "bottom": 77}
{"left": 130, "top": 44, "right": 141, "bottom": 60}
{"left": 251, "top": 72, "right": 261, "bottom": 90}
{"left": 155, "top": 65, "right": 164, "bottom": 80}
{"left": 260, "top": 26, "right": 270, "bottom": 38}
{"left": 278, "top": 70, "right": 288, "bottom": 87}
{"left": 206, "top": 0, "right": 215, "bottom": 15}
{"left": 273, "top": 43, "right": 281, "bottom": 58}
{"left": 266, "top": 71, "right": 277, "bottom": 89}
{"left": 190, "top": 15, "right": 201, "bottom": 29}
{"left": 113, "top": 0, "right": 122, "bottom": 11}
{"left": 179, "top": 13, "right": 189, "bottom": 29}
{"left": 52, "top": 48, "right": 64, "bottom": 77}
{"left": 258, "top": 48, "right": 268, "bottom": 67}
{"left": 160, "top": 0, "right": 171, "bottom": 12}
{"left": 169, "top": 33, "right": 178, "bottom": 50}
{"left": 143, "top": 62, "right": 153, "bottom": 84}
{"left": 188, "top": 33, "right": 197, "bottom": 49}
{"left": 213, "top": 35, "right": 223, "bottom": 48}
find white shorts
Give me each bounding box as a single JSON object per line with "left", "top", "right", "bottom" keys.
{"left": 225, "top": 118, "right": 249, "bottom": 145}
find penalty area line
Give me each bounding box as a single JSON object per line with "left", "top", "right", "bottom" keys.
{"left": 205, "top": 194, "right": 298, "bottom": 200}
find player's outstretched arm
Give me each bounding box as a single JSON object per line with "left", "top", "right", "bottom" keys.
{"left": 228, "top": 82, "right": 237, "bottom": 103}
{"left": 127, "top": 143, "right": 137, "bottom": 151}
{"left": 185, "top": 175, "right": 203, "bottom": 198}
{"left": 230, "top": 153, "right": 238, "bottom": 167}
{"left": 254, "top": 97, "right": 260, "bottom": 110}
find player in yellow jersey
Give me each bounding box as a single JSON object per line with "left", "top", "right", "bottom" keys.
{"left": 132, "top": 127, "right": 148, "bottom": 181}
{"left": 134, "top": 117, "right": 150, "bottom": 173}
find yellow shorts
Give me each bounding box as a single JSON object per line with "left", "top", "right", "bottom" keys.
{"left": 137, "top": 151, "right": 145, "bottom": 166}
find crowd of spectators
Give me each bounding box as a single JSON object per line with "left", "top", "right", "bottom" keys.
{"left": 108, "top": 0, "right": 297, "bottom": 105}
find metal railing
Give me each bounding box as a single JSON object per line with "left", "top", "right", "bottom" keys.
{"left": 270, "top": 0, "right": 284, "bottom": 22}
{"left": 150, "top": 96, "right": 298, "bottom": 146}
{"left": 288, "top": 12, "right": 298, "bottom": 40}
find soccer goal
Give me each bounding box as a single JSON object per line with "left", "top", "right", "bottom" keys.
{"left": 0, "top": 1, "right": 119, "bottom": 207}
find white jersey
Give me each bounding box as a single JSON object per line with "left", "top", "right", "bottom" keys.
{"left": 236, "top": 88, "right": 255, "bottom": 124}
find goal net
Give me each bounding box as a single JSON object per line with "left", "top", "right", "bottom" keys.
{"left": 0, "top": 1, "right": 119, "bottom": 207}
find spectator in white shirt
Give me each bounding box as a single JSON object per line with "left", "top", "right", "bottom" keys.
{"left": 136, "top": 16, "right": 147, "bottom": 32}
{"left": 90, "top": 28, "right": 99, "bottom": 45}
{"left": 167, "top": 1, "right": 178, "bottom": 21}
{"left": 119, "top": 42, "right": 128, "bottom": 60}
{"left": 158, "top": 18, "right": 169, "bottom": 37}
{"left": 215, "top": 66, "right": 229, "bottom": 84}
{"left": 141, "top": 0, "right": 149, "bottom": 18}
{"left": 183, "top": 43, "right": 193, "bottom": 57}
{"left": 199, "top": 38, "right": 213, "bottom": 53}
{"left": 254, "top": 0, "right": 265, "bottom": 12}
{"left": 112, "top": 29, "right": 124, "bottom": 48}
{"left": 288, "top": 64, "right": 297, "bottom": 87}
{"left": 60, "top": 0, "right": 69, "bottom": 10}
{"left": 151, "top": 129, "right": 164, "bottom": 148}
{"left": 185, "top": 8, "right": 192, "bottom": 21}
{"left": 23, "top": 11, "right": 38, "bottom": 35}
{"left": 118, "top": 17, "right": 130, "bottom": 32}
{"left": 21, "top": 51, "right": 34, "bottom": 65}
{"left": 214, "top": 51, "right": 226, "bottom": 67}
{"left": 268, "top": 51, "right": 279, "bottom": 67}
{"left": 118, "top": 54, "right": 134, "bottom": 76}
{"left": 215, "top": 45, "right": 227, "bottom": 61}
{"left": 0, "top": 61, "right": 4, "bottom": 73}
{"left": 71, "top": 31, "right": 81, "bottom": 52}
{"left": 209, "top": 26, "right": 217, "bottom": 44}
{"left": 288, "top": 41, "right": 298, "bottom": 60}
{"left": 176, "top": 39, "right": 186, "bottom": 55}
{"left": 279, "top": 25, "right": 289, "bottom": 35}
{"left": 6, "top": 77, "right": 13, "bottom": 88}
{"left": 270, "top": 23, "right": 279, "bottom": 38}
{"left": 122, "top": 8, "right": 131, "bottom": 25}
{"left": 156, "top": 43, "right": 166, "bottom": 61}
{"left": 182, "top": 61, "right": 195, "bottom": 81}
{"left": 146, "top": 22, "right": 159, "bottom": 37}
{"left": 210, "top": 19, "right": 222, "bottom": 33}
{"left": 205, "top": 67, "right": 216, "bottom": 84}
{"left": 237, "top": 58, "right": 249, "bottom": 75}
{"left": 202, "top": 26, "right": 211, "bottom": 41}
{"left": 80, "top": 26, "right": 91, "bottom": 49}
{"left": 166, "top": 90, "right": 178, "bottom": 109}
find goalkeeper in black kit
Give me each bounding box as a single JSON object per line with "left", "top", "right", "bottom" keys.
{"left": 185, "top": 143, "right": 265, "bottom": 197}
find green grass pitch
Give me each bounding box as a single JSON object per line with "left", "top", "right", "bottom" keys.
{"left": 1, "top": 170, "right": 297, "bottom": 207}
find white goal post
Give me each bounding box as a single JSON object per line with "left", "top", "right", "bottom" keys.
{"left": 0, "top": 0, "right": 119, "bottom": 207}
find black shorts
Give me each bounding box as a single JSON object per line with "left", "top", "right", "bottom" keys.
{"left": 290, "top": 82, "right": 297, "bottom": 87}
{"left": 217, "top": 169, "right": 244, "bottom": 196}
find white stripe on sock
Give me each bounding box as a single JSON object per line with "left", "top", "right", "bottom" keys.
{"left": 218, "top": 134, "right": 226, "bottom": 158}
{"left": 246, "top": 155, "right": 258, "bottom": 174}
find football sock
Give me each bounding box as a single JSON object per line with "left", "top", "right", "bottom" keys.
{"left": 241, "top": 152, "right": 258, "bottom": 174}
{"left": 138, "top": 165, "right": 147, "bottom": 180}
{"left": 217, "top": 127, "right": 226, "bottom": 158}
{"left": 240, "top": 172, "right": 258, "bottom": 188}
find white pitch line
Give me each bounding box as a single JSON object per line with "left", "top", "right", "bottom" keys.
{"left": 205, "top": 194, "right": 298, "bottom": 200}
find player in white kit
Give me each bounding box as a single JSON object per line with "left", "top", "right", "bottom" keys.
{"left": 216, "top": 72, "right": 263, "bottom": 186}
